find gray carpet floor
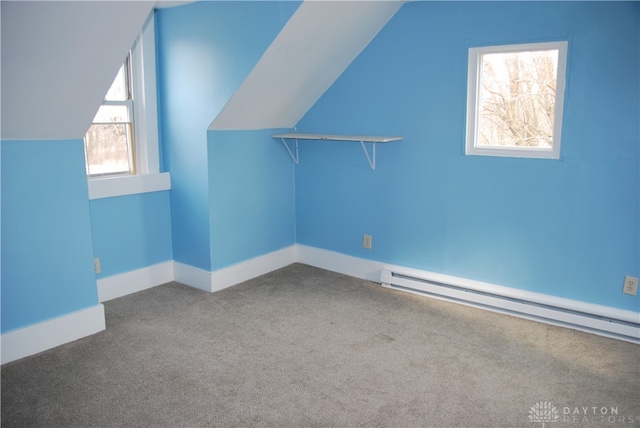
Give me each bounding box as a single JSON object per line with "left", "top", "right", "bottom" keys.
{"left": 2, "top": 263, "right": 639, "bottom": 427}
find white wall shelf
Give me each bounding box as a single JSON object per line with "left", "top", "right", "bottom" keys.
{"left": 272, "top": 133, "right": 403, "bottom": 170}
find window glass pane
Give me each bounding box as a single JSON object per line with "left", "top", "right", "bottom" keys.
{"left": 104, "top": 64, "right": 128, "bottom": 101}
{"left": 92, "top": 105, "right": 130, "bottom": 123}
{"left": 85, "top": 55, "right": 138, "bottom": 176}
{"left": 478, "top": 49, "right": 559, "bottom": 149}
{"left": 84, "top": 123, "right": 134, "bottom": 176}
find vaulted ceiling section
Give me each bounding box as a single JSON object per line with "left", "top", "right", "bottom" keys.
{"left": 1, "top": 0, "right": 404, "bottom": 140}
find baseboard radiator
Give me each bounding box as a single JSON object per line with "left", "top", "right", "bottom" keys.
{"left": 379, "top": 269, "right": 640, "bottom": 344}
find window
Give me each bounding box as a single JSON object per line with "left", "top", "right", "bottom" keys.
{"left": 86, "top": 14, "right": 169, "bottom": 200}
{"left": 466, "top": 41, "right": 567, "bottom": 159}
{"left": 84, "top": 57, "right": 135, "bottom": 176}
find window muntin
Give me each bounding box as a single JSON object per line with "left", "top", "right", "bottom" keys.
{"left": 84, "top": 57, "right": 135, "bottom": 176}
{"left": 466, "top": 41, "right": 567, "bottom": 159}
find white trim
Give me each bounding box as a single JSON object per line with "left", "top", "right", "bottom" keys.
{"left": 88, "top": 172, "right": 170, "bottom": 200}
{"left": 296, "top": 244, "right": 382, "bottom": 282}
{"left": 97, "top": 261, "right": 174, "bottom": 302}
{"left": 465, "top": 41, "right": 568, "bottom": 159}
{"left": 173, "top": 246, "right": 297, "bottom": 293}
{"left": 210, "top": 246, "right": 296, "bottom": 292}
{"left": 173, "top": 261, "right": 213, "bottom": 292}
{"left": 1, "top": 305, "right": 106, "bottom": 365}
{"left": 296, "top": 244, "right": 640, "bottom": 343}
{"left": 4, "top": 246, "right": 636, "bottom": 364}
{"left": 131, "top": 12, "right": 160, "bottom": 175}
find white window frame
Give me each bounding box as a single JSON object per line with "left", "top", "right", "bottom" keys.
{"left": 88, "top": 13, "right": 170, "bottom": 200}
{"left": 85, "top": 55, "right": 136, "bottom": 177}
{"left": 465, "top": 41, "right": 568, "bottom": 159}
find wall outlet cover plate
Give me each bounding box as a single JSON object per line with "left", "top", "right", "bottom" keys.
{"left": 623, "top": 276, "right": 638, "bottom": 296}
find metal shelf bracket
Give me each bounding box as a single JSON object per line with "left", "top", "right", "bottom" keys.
{"left": 360, "top": 141, "right": 376, "bottom": 171}
{"left": 279, "top": 137, "right": 299, "bottom": 164}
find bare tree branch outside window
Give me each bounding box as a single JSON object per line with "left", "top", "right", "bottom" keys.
{"left": 84, "top": 122, "right": 133, "bottom": 176}
{"left": 478, "top": 49, "right": 559, "bottom": 148}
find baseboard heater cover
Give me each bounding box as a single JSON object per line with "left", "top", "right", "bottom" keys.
{"left": 379, "top": 269, "right": 640, "bottom": 343}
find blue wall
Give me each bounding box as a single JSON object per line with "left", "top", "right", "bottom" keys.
{"left": 208, "top": 130, "right": 295, "bottom": 269}
{"left": 1, "top": 140, "right": 100, "bottom": 333}
{"left": 156, "top": 2, "right": 299, "bottom": 271}
{"left": 89, "top": 191, "right": 173, "bottom": 278}
{"left": 3, "top": 2, "right": 635, "bottom": 341}
{"left": 296, "top": 1, "right": 639, "bottom": 311}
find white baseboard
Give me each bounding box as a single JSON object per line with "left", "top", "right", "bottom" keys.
{"left": 173, "top": 261, "right": 212, "bottom": 292}
{"left": 210, "top": 245, "right": 296, "bottom": 292}
{"left": 296, "top": 244, "right": 640, "bottom": 343}
{"left": 1, "top": 305, "right": 106, "bottom": 365}
{"left": 99, "top": 246, "right": 385, "bottom": 300}
{"left": 174, "top": 246, "right": 296, "bottom": 292}
{"left": 6, "top": 244, "right": 636, "bottom": 365}
{"left": 97, "top": 261, "right": 174, "bottom": 302}
{"left": 295, "top": 244, "right": 384, "bottom": 282}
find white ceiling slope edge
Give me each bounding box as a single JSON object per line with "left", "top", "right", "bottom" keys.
{"left": 154, "top": 0, "right": 198, "bottom": 9}
{"left": 210, "top": 0, "right": 405, "bottom": 131}
{"left": 1, "top": 1, "right": 154, "bottom": 140}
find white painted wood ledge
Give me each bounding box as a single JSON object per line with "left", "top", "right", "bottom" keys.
{"left": 88, "top": 172, "right": 170, "bottom": 200}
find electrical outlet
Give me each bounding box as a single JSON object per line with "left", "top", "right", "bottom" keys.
{"left": 94, "top": 258, "right": 101, "bottom": 274}
{"left": 623, "top": 276, "right": 638, "bottom": 296}
{"left": 363, "top": 234, "right": 372, "bottom": 250}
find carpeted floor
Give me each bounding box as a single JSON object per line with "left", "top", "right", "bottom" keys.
{"left": 2, "top": 263, "right": 639, "bottom": 427}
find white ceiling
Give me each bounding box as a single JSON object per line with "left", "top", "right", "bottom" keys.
{"left": 154, "top": 0, "right": 198, "bottom": 9}
{"left": 0, "top": 0, "right": 404, "bottom": 140}
{"left": 209, "top": 1, "right": 404, "bottom": 131}
{"left": 1, "top": 1, "right": 154, "bottom": 140}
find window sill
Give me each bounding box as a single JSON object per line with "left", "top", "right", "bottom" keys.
{"left": 88, "top": 172, "right": 171, "bottom": 200}
{"left": 466, "top": 146, "right": 560, "bottom": 159}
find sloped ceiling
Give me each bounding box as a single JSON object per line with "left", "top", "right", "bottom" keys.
{"left": 1, "top": 1, "right": 154, "bottom": 140}
{"left": 209, "top": 0, "right": 404, "bottom": 131}
{"left": 1, "top": 0, "right": 403, "bottom": 139}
